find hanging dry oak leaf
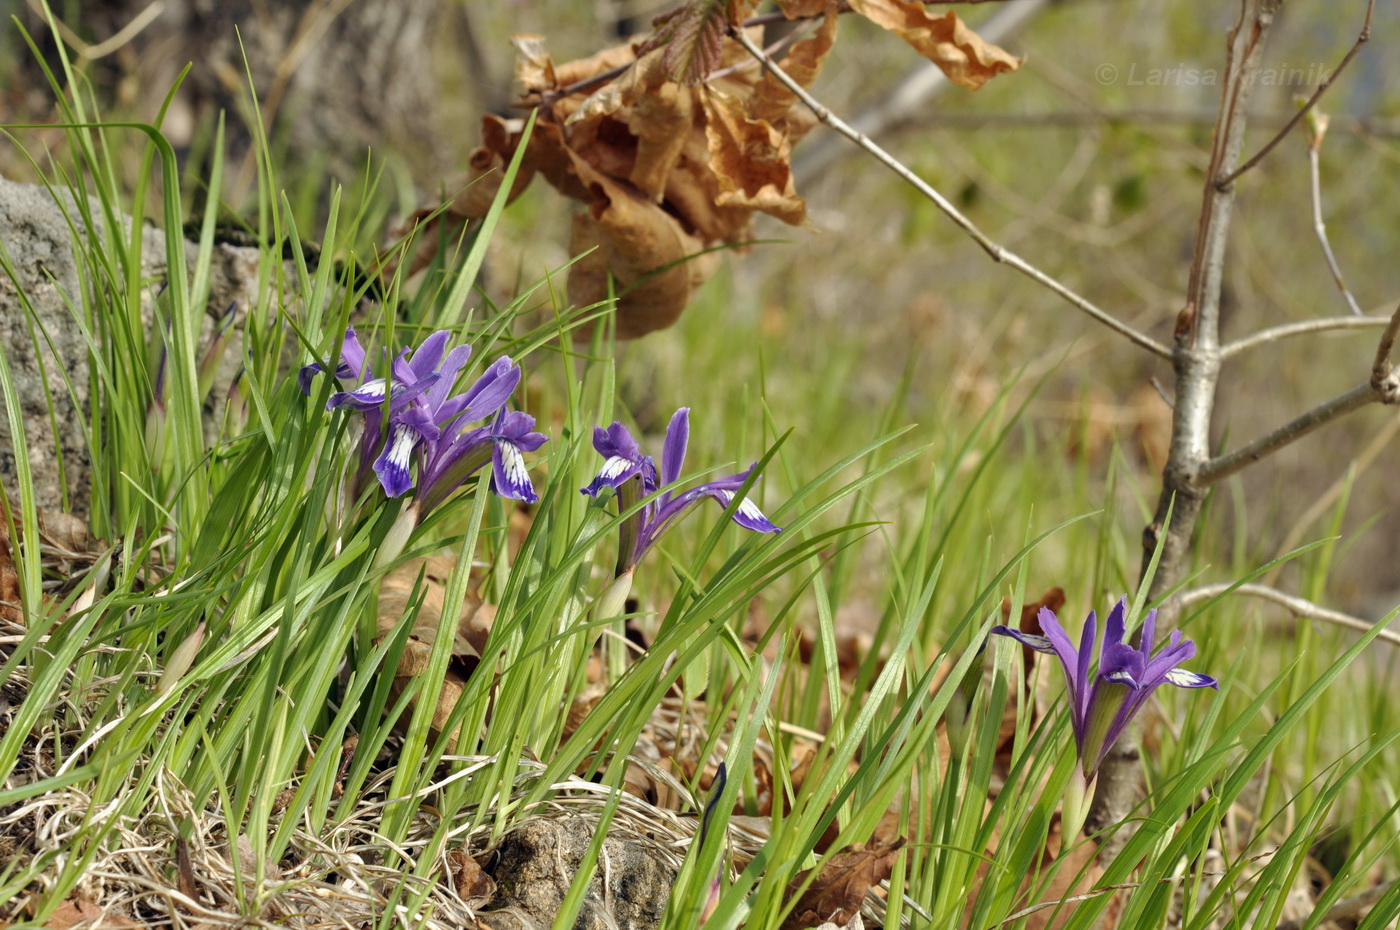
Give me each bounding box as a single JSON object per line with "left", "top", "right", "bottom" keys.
{"left": 565, "top": 162, "right": 721, "bottom": 338}
{"left": 847, "top": 0, "right": 1021, "bottom": 90}
{"left": 702, "top": 88, "right": 805, "bottom": 225}
{"left": 783, "top": 839, "right": 906, "bottom": 929}
{"left": 512, "top": 33, "right": 556, "bottom": 91}
{"left": 776, "top": 0, "right": 836, "bottom": 19}
{"left": 401, "top": 0, "right": 1018, "bottom": 338}
{"left": 748, "top": 8, "right": 839, "bottom": 125}
{"left": 625, "top": 61, "right": 695, "bottom": 199}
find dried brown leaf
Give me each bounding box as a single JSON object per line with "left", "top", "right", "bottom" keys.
{"left": 565, "top": 50, "right": 695, "bottom": 201}
{"left": 814, "top": 915, "right": 864, "bottom": 930}
{"left": 1003, "top": 586, "right": 1066, "bottom": 683}
{"left": 0, "top": 522, "right": 19, "bottom": 624}
{"left": 784, "top": 839, "right": 905, "bottom": 929}
{"left": 994, "top": 587, "right": 1066, "bottom": 769}
{"left": 565, "top": 153, "right": 721, "bottom": 338}
{"left": 443, "top": 116, "right": 540, "bottom": 222}
{"left": 448, "top": 849, "right": 498, "bottom": 907}
{"left": 627, "top": 78, "right": 695, "bottom": 199}
{"left": 376, "top": 557, "right": 493, "bottom": 748}
{"left": 702, "top": 89, "right": 805, "bottom": 225}
{"left": 847, "top": 0, "right": 1020, "bottom": 90}
{"left": 748, "top": 8, "right": 839, "bottom": 127}
{"left": 797, "top": 629, "right": 869, "bottom": 681}
{"left": 660, "top": 130, "right": 755, "bottom": 243}
{"left": 1023, "top": 820, "right": 1103, "bottom": 930}
{"left": 775, "top": 0, "right": 834, "bottom": 18}
{"left": 378, "top": 557, "right": 492, "bottom": 673}
{"left": 41, "top": 901, "right": 140, "bottom": 930}
{"left": 235, "top": 833, "right": 283, "bottom": 882}
{"left": 564, "top": 681, "right": 607, "bottom": 741}
{"left": 512, "top": 34, "right": 556, "bottom": 91}
{"left": 551, "top": 42, "right": 639, "bottom": 90}
{"left": 38, "top": 510, "right": 89, "bottom": 553}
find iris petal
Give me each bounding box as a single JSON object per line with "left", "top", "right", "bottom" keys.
{"left": 492, "top": 440, "right": 538, "bottom": 503}
{"left": 987, "top": 627, "right": 1057, "bottom": 654}
{"left": 1163, "top": 668, "right": 1218, "bottom": 689}
{"left": 374, "top": 424, "right": 421, "bottom": 497}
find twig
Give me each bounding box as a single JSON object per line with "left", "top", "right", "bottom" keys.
{"left": 704, "top": 23, "right": 811, "bottom": 83}
{"left": 1306, "top": 115, "right": 1365, "bottom": 316}
{"left": 1178, "top": 583, "right": 1400, "bottom": 649}
{"left": 1221, "top": 315, "right": 1390, "bottom": 360}
{"left": 1182, "top": 0, "right": 1282, "bottom": 349}
{"left": 1262, "top": 409, "right": 1400, "bottom": 587}
{"left": 25, "top": 0, "right": 165, "bottom": 61}
{"left": 1197, "top": 381, "right": 1382, "bottom": 485}
{"left": 794, "top": 0, "right": 1051, "bottom": 181}
{"left": 1275, "top": 878, "right": 1398, "bottom": 930}
{"left": 729, "top": 27, "right": 1172, "bottom": 360}
{"left": 1216, "top": 0, "right": 1377, "bottom": 188}
{"left": 1373, "top": 302, "right": 1400, "bottom": 382}
{"left": 809, "top": 108, "right": 1400, "bottom": 138}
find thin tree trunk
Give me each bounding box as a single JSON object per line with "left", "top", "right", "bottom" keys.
{"left": 1086, "top": 0, "right": 1286, "bottom": 849}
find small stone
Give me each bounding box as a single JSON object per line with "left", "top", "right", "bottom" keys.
{"left": 481, "top": 816, "right": 676, "bottom": 930}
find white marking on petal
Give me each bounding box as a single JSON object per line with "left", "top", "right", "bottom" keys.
{"left": 501, "top": 443, "right": 530, "bottom": 488}
{"left": 599, "top": 455, "right": 633, "bottom": 480}
{"left": 737, "top": 499, "right": 765, "bottom": 521}
{"left": 1164, "top": 668, "right": 1212, "bottom": 687}
{"left": 357, "top": 378, "right": 387, "bottom": 399}
{"left": 1001, "top": 632, "right": 1055, "bottom": 653}
{"left": 714, "top": 490, "right": 734, "bottom": 504}
{"left": 388, "top": 425, "right": 417, "bottom": 468}
{"left": 1105, "top": 669, "right": 1139, "bottom": 687}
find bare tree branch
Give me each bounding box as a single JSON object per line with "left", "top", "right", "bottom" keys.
{"left": 1263, "top": 409, "right": 1400, "bottom": 583}
{"left": 808, "top": 107, "right": 1400, "bottom": 139}
{"left": 1204, "top": 302, "right": 1400, "bottom": 484}
{"left": 1217, "top": 0, "right": 1377, "bottom": 188}
{"left": 1178, "top": 583, "right": 1400, "bottom": 648}
{"left": 729, "top": 27, "right": 1173, "bottom": 360}
{"left": 1095, "top": 0, "right": 1285, "bottom": 853}
{"left": 1307, "top": 114, "right": 1366, "bottom": 316}
{"left": 794, "top": 0, "right": 1051, "bottom": 181}
{"left": 1198, "top": 381, "right": 1383, "bottom": 485}
{"left": 1374, "top": 302, "right": 1400, "bottom": 383}
{"left": 1221, "top": 315, "right": 1391, "bottom": 360}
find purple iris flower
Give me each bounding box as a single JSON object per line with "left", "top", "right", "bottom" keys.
{"left": 301, "top": 328, "right": 546, "bottom": 508}
{"left": 580, "top": 408, "right": 780, "bottom": 574}
{"left": 990, "top": 596, "right": 1217, "bottom": 781}
{"left": 418, "top": 405, "right": 550, "bottom": 512}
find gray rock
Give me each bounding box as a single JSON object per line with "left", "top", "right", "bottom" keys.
{"left": 0, "top": 174, "right": 267, "bottom": 523}
{"left": 482, "top": 816, "right": 677, "bottom": 930}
